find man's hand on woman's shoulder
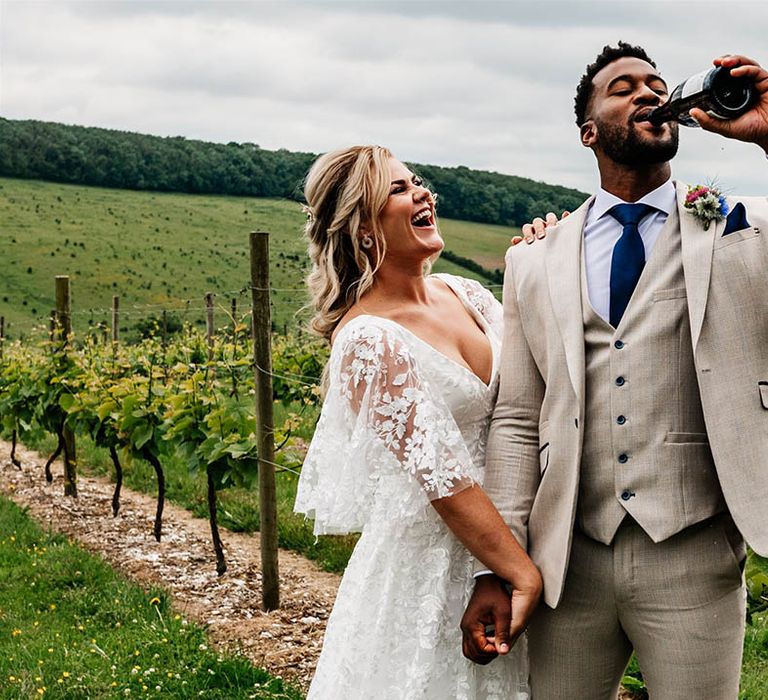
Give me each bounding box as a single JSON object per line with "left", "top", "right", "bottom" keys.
{"left": 511, "top": 210, "right": 570, "bottom": 246}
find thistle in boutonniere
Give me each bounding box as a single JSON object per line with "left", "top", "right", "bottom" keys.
{"left": 684, "top": 184, "right": 729, "bottom": 231}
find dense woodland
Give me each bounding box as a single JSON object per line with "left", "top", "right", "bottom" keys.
{"left": 0, "top": 118, "right": 588, "bottom": 227}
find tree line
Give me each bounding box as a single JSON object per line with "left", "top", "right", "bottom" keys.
{"left": 0, "top": 118, "right": 588, "bottom": 227}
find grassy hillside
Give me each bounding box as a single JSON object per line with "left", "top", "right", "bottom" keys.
{"left": 0, "top": 177, "right": 516, "bottom": 340}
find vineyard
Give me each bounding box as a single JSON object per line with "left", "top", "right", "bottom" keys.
{"left": 0, "top": 300, "right": 328, "bottom": 577}
{"left": 0, "top": 176, "right": 767, "bottom": 697}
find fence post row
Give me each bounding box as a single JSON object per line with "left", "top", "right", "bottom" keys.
{"left": 249, "top": 231, "right": 280, "bottom": 612}
{"left": 5, "top": 253, "right": 285, "bottom": 594}
{"left": 55, "top": 275, "right": 78, "bottom": 498}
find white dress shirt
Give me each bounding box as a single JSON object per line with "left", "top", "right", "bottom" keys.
{"left": 583, "top": 179, "right": 677, "bottom": 321}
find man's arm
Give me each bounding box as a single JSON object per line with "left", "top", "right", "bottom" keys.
{"left": 462, "top": 247, "right": 546, "bottom": 664}
{"left": 483, "top": 248, "right": 546, "bottom": 551}
{"left": 690, "top": 54, "right": 768, "bottom": 154}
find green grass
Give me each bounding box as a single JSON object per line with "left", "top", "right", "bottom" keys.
{"left": 742, "top": 611, "right": 768, "bottom": 699}
{"left": 0, "top": 495, "right": 302, "bottom": 699}
{"left": 0, "top": 177, "right": 515, "bottom": 341}
{"left": 438, "top": 217, "right": 517, "bottom": 271}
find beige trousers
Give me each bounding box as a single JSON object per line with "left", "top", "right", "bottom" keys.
{"left": 527, "top": 514, "right": 746, "bottom": 700}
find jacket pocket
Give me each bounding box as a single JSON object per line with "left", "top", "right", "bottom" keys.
{"left": 653, "top": 288, "right": 687, "bottom": 302}
{"left": 664, "top": 432, "right": 709, "bottom": 444}
{"left": 713, "top": 226, "right": 760, "bottom": 250}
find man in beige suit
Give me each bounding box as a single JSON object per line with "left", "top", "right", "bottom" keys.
{"left": 461, "top": 43, "right": 768, "bottom": 699}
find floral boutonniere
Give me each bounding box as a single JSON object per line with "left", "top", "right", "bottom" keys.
{"left": 684, "top": 184, "right": 729, "bottom": 230}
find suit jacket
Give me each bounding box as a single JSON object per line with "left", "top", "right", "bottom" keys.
{"left": 484, "top": 181, "right": 768, "bottom": 608}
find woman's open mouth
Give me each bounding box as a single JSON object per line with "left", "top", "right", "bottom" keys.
{"left": 411, "top": 207, "right": 434, "bottom": 228}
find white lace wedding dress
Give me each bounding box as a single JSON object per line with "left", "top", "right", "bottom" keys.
{"left": 295, "top": 274, "right": 529, "bottom": 700}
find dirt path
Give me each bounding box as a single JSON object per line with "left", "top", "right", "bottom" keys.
{"left": 0, "top": 440, "right": 340, "bottom": 691}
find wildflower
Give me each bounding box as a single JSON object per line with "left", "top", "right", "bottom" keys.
{"left": 149, "top": 597, "right": 161, "bottom": 606}
{"left": 11, "top": 628, "right": 22, "bottom": 637}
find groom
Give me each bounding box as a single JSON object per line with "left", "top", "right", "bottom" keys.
{"left": 462, "top": 43, "right": 768, "bottom": 699}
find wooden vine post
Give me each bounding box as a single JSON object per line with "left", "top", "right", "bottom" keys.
{"left": 231, "top": 298, "right": 238, "bottom": 347}
{"left": 55, "top": 276, "right": 78, "bottom": 497}
{"left": 249, "top": 231, "right": 279, "bottom": 611}
{"left": 112, "top": 295, "right": 120, "bottom": 345}
{"left": 0, "top": 315, "right": 4, "bottom": 363}
{"left": 205, "top": 292, "right": 215, "bottom": 361}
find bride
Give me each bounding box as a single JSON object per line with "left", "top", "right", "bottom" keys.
{"left": 294, "top": 145, "right": 539, "bottom": 699}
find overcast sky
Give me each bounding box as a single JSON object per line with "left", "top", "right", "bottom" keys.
{"left": 1, "top": 0, "right": 767, "bottom": 197}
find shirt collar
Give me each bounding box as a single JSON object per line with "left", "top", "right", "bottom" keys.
{"left": 589, "top": 178, "right": 676, "bottom": 223}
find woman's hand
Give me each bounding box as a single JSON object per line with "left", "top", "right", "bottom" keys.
{"left": 511, "top": 210, "right": 570, "bottom": 246}
{"left": 461, "top": 568, "right": 542, "bottom": 663}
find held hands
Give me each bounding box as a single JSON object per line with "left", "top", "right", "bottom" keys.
{"left": 690, "top": 55, "right": 768, "bottom": 153}
{"left": 511, "top": 210, "right": 570, "bottom": 245}
{"left": 460, "top": 572, "right": 542, "bottom": 664}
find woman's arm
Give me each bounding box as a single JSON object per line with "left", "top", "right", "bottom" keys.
{"left": 432, "top": 485, "right": 542, "bottom": 653}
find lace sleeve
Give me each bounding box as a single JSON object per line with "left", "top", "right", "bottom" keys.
{"left": 339, "top": 323, "right": 478, "bottom": 499}
{"left": 295, "top": 321, "right": 479, "bottom": 534}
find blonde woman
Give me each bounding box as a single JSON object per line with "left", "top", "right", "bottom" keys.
{"left": 295, "top": 146, "right": 538, "bottom": 699}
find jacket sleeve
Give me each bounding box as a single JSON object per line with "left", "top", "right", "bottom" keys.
{"left": 475, "top": 248, "right": 544, "bottom": 567}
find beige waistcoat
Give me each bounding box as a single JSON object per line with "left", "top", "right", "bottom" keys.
{"left": 577, "top": 209, "right": 725, "bottom": 544}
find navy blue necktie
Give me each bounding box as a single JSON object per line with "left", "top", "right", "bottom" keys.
{"left": 607, "top": 203, "right": 655, "bottom": 327}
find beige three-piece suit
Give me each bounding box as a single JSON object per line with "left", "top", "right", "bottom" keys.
{"left": 482, "top": 181, "right": 768, "bottom": 699}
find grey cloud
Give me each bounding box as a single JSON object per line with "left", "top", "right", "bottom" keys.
{"left": 1, "top": 0, "right": 767, "bottom": 197}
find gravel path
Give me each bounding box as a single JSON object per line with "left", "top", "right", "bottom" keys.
{"left": 0, "top": 440, "right": 340, "bottom": 691}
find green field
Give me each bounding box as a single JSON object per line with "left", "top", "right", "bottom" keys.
{"left": 0, "top": 496, "right": 301, "bottom": 699}
{"left": 0, "top": 177, "right": 517, "bottom": 340}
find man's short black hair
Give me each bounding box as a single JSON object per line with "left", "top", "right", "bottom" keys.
{"left": 574, "top": 41, "right": 657, "bottom": 126}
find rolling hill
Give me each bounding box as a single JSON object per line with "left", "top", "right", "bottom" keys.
{"left": 0, "top": 177, "right": 517, "bottom": 341}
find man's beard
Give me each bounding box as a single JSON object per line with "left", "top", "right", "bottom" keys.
{"left": 597, "top": 118, "right": 679, "bottom": 166}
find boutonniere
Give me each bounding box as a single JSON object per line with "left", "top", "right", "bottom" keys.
{"left": 684, "top": 184, "right": 729, "bottom": 230}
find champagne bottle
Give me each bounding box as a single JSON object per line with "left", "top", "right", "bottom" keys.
{"left": 644, "top": 66, "right": 757, "bottom": 127}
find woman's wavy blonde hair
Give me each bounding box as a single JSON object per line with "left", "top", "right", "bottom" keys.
{"left": 304, "top": 145, "right": 394, "bottom": 341}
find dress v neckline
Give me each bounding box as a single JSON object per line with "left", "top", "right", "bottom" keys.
{"left": 336, "top": 276, "right": 497, "bottom": 389}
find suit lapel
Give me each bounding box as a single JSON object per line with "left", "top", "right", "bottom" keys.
{"left": 545, "top": 197, "right": 592, "bottom": 404}
{"left": 678, "top": 181, "right": 719, "bottom": 350}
